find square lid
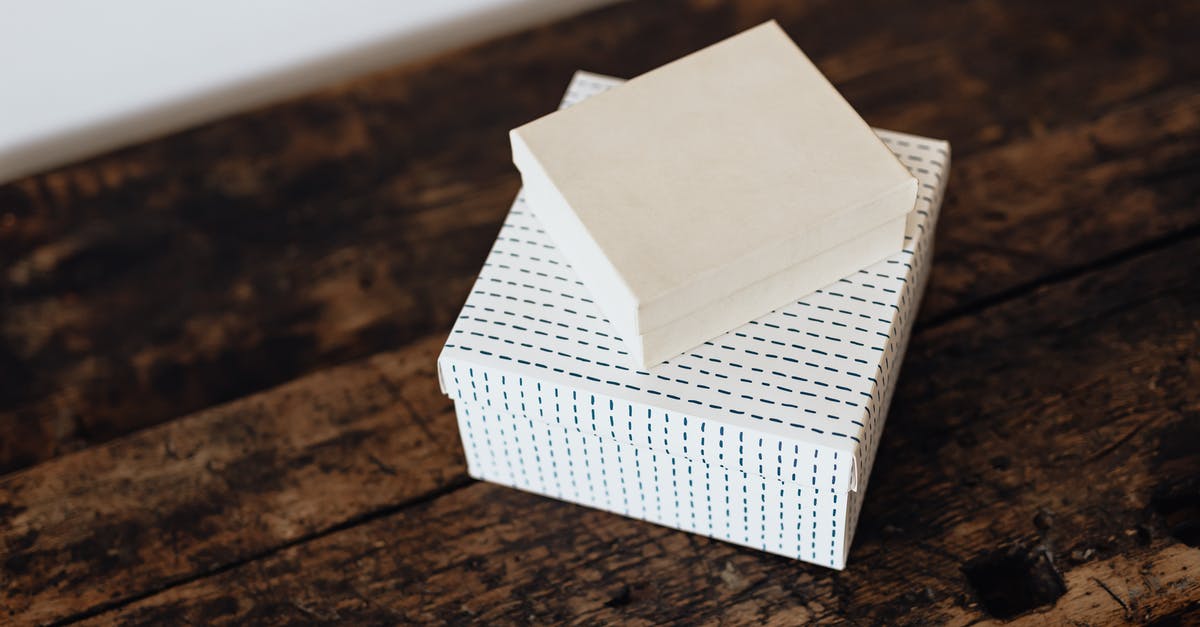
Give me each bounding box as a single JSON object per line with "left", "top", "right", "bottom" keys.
{"left": 510, "top": 22, "right": 917, "bottom": 365}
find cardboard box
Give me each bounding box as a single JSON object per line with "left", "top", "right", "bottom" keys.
{"left": 511, "top": 22, "right": 918, "bottom": 366}
{"left": 440, "top": 72, "right": 949, "bottom": 569}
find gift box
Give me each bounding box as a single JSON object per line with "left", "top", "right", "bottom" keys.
{"left": 510, "top": 23, "right": 918, "bottom": 367}
{"left": 437, "top": 72, "right": 949, "bottom": 569}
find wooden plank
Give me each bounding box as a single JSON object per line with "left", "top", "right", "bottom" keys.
{"left": 82, "top": 492, "right": 1200, "bottom": 626}
{"left": 60, "top": 224, "right": 1200, "bottom": 624}
{"left": 2, "top": 0, "right": 1199, "bottom": 474}
{"left": 0, "top": 335, "right": 464, "bottom": 626}
{"left": 924, "top": 85, "right": 1200, "bottom": 319}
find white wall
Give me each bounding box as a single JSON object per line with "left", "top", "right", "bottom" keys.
{"left": 0, "top": 0, "right": 617, "bottom": 183}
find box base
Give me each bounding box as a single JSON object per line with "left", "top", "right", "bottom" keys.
{"left": 454, "top": 398, "right": 855, "bottom": 569}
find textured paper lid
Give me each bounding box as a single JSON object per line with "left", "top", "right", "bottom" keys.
{"left": 511, "top": 22, "right": 917, "bottom": 362}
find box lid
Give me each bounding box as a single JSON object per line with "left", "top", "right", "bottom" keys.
{"left": 510, "top": 22, "right": 917, "bottom": 365}
{"left": 445, "top": 71, "right": 950, "bottom": 496}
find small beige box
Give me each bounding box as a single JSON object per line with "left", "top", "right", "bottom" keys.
{"left": 511, "top": 22, "right": 917, "bottom": 367}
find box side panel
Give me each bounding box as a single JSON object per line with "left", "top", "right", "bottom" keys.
{"left": 454, "top": 398, "right": 849, "bottom": 569}
{"left": 440, "top": 358, "right": 853, "bottom": 494}
{"left": 841, "top": 134, "right": 951, "bottom": 562}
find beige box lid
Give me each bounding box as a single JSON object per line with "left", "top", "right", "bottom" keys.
{"left": 510, "top": 22, "right": 917, "bottom": 365}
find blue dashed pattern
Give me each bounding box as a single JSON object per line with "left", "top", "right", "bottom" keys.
{"left": 456, "top": 400, "right": 844, "bottom": 566}
{"left": 440, "top": 72, "right": 950, "bottom": 569}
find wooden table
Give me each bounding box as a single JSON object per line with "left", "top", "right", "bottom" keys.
{"left": 2, "top": 1, "right": 1198, "bottom": 624}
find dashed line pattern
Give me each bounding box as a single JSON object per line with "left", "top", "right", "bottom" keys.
{"left": 440, "top": 72, "right": 949, "bottom": 568}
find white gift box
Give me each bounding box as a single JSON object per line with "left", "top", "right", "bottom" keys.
{"left": 438, "top": 72, "right": 949, "bottom": 569}
{"left": 511, "top": 23, "right": 918, "bottom": 367}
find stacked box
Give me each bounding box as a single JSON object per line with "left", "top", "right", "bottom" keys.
{"left": 510, "top": 23, "right": 920, "bottom": 367}
{"left": 437, "top": 72, "right": 950, "bottom": 569}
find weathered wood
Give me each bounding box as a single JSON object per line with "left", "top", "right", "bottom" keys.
{"left": 0, "top": 335, "right": 464, "bottom": 625}
{"left": 2, "top": 0, "right": 1199, "bottom": 474}
{"left": 30, "top": 219, "right": 1200, "bottom": 624}
{"left": 924, "top": 86, "right": 1200, "bottom": 320}
{"left": 84, "top": 492, "right": 1200, "bottom": 626}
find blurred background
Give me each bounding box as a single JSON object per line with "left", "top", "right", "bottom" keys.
{"left": 0, "top": 0, "right": 615, "bottom": 183}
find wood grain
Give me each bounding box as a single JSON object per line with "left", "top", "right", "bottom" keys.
{"left": 2, "top": 0, "right": 1198, "bottom": 475}
{"left": 0, "top": 336, "right": 463, "bottom": 625}
{"left": 924, "top": 86, "right": 1200, "bottom": 320}
{"left": 84, "top": 496, "right": 1200, "bottom": 626}
{"left": 7, "top": 213, "right": 1197, "bottom": 624}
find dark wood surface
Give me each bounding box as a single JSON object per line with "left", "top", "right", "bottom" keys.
{"left": 1, "top": 0, "right": 1198, "bottom": 624}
